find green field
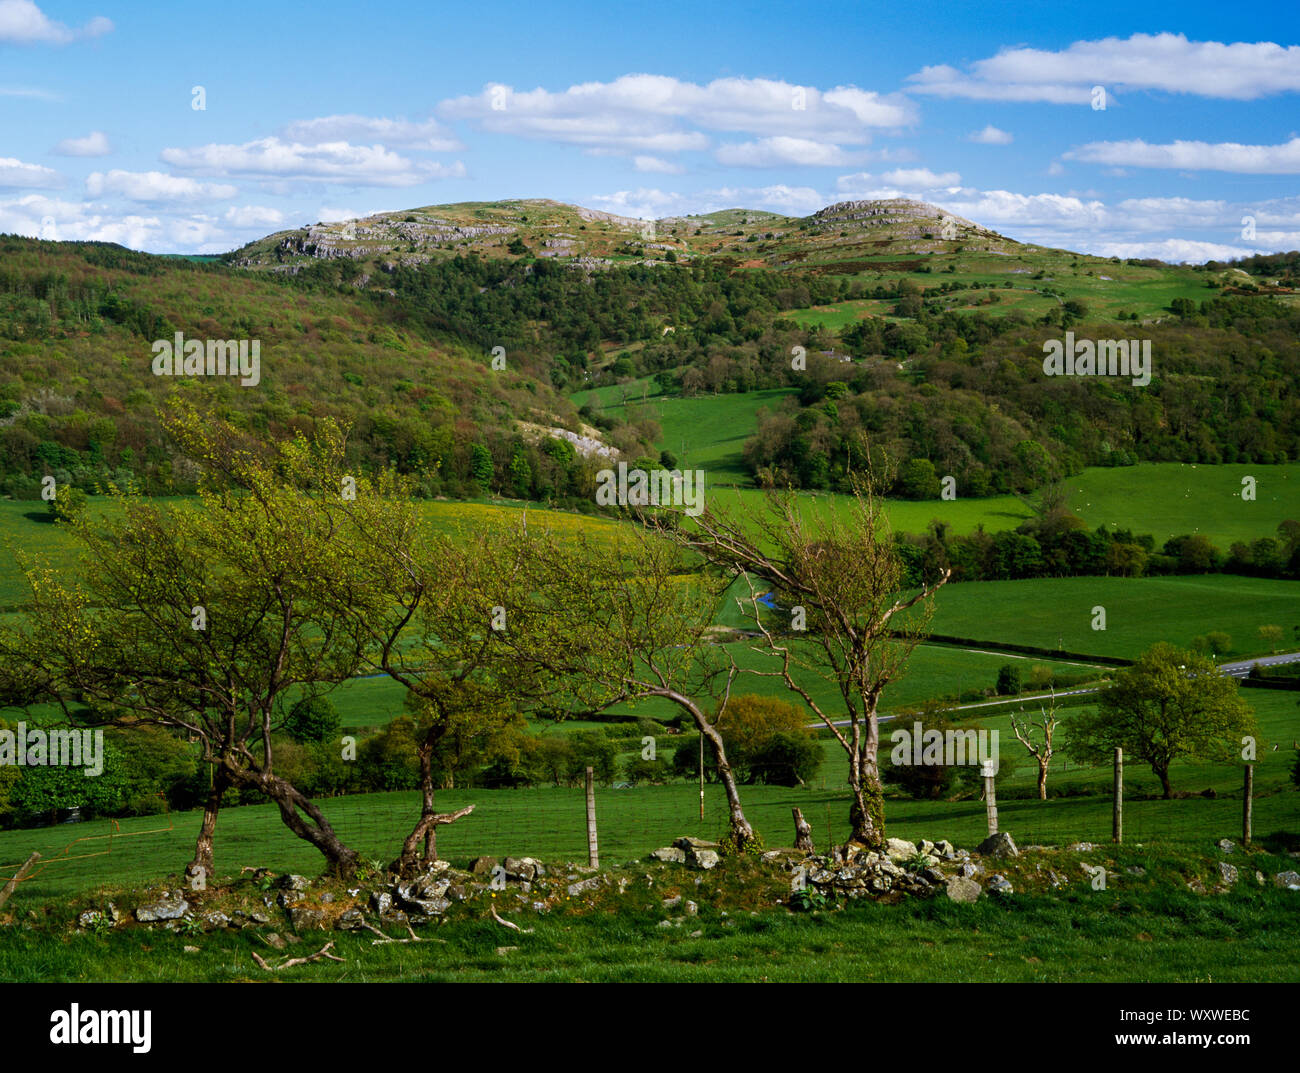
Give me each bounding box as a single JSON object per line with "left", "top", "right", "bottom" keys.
{"left": 572, "top": 387, "right": 798, "bottom": 484}
{"left": 4, "top": 690, "right": 1295, "bottom": 909}
{"left": 1065, "top": 462, "right": 1300, "bottom": 547}
{"left": 924, "top": 574, "right": 1300, "bottom": 661}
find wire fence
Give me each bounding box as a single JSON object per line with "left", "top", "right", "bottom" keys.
{"left": 1, "top": 756, "right": 1293, "bottom": 909}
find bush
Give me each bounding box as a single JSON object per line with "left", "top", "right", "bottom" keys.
{"left": 745, "top": 730, "right": 822, "bottom": 786}
{"left": 996, "top": 664, "right": 1021, "bottom": 696}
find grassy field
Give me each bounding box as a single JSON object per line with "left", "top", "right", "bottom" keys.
{"left": 572, "top": 387, "right": 797, "bottom": 484}
{"left": 4, "top": 690, "right": 1294, "bottom": 907}
{"left": 923, "top": 574, "right": 1300, "bottom": 661}
{"left": 1065, "top": 462, "right": 1299, "bottom": 547}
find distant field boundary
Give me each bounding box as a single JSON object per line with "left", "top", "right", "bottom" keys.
{"left": 912, "top": 633, "right": 1134, "bottom": 667}
{"left": 1241, "top": 677, "right": 1300, "bottom": 692}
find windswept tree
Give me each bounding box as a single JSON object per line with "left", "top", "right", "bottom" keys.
{"left": 0, "top": 406, "right": 387, "bottom": 879}
{"left": 659, "top": 480, "right": 949, "bottom": 849}
{"left": 1068, "top": 643, "right": 1256, "bottom": 798}
{"left": 500, "top": 522, "right": 760, "bottom": 850}
{"left": 320, "top": 510, "right": 550, "bottom": 876}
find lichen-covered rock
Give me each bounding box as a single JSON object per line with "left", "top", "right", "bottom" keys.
{"left": 986, "top": 874, "right": 1014, "bottom": 895}
{"left": 650, "top": 846, "right": 687, "bottom": 864}
{"left": 335, "top": 909, "right": 365, "bottom": 931}
{"left": 945, "top": 876, "right": 981, "bottom": 903}
{"left": 977, "top": 832, "right": 1019, "bottom": 859}
{"left": 135, "top": 897, "right": 188, "bottom": 923}
{"left": 884, "top": 838, "right": 916, "bottom": 860}
{"left": 289, "top": 907, "right": 327, "bottom": 931}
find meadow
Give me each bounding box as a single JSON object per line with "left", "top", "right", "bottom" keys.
{"left": 3, "top": 690, "right": 1294, "bottom": 909}
{"left": 924, "top": 574, "right": 1300, "bottom": 661}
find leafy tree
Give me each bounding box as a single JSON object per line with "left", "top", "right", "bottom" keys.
{"left": 284, "top": 696, "right": 342, "bottom": 744}
{"left": 0, "top": 406, "right": 387, "bottom": 879}
{"left": 1068, "top": 643, "right": 1256, "bottom": 798}
{"left": 996, "top": 664, "right": 1021, "bottom": 696}
{"left": 469, "top": 444, "right": 494, "bottom": 488}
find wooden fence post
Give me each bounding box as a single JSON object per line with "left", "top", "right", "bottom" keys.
{"left": 1243, "top": 764, "right": 1253, "bottom": 846}
{"left": 585, "top": 766, "right": 599, "bottom": 869}
{"left": 792, "top": 807, "right": 814, "bottom": 852}
{"left": 1113, "top": 747, "right": 1123, "bottom": 844}
{"left": 983, "top": 759, "right": 998, "bottom": 836}
{"left": 0, "top": 852, "right": 40, "bottom": 912}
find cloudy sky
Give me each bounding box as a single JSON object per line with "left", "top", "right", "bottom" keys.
{"left": 2, "top": 0, "right": 1298, "bottom": 260}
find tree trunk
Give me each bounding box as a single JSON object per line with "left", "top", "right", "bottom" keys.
{"left": 186, "top": 766, "right": 228, "bottom": 885}
{"left": 390, "top": 739, "right": 476, "bottom": 877}
{"left": 694, "top": 711, "right": 755, "bottom": 848}
{"left": 792, "top": 807, "right": 814, "bottom": 852}
{"left": 230, "top": 765, "right": 360, "bottom": 877}
{"left": 847, "top": 714, "right": 885, "bottom": 849}
{"left": 1157, "top": 766, "right": 1172, "bottom": 800}
{"left": 1037, "top": 760, "right": 1048, "bottom": 801}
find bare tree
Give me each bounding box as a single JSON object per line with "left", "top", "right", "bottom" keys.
{"left": 1009, "top": 694, "right": 1059, "bottom": 800}
{"left": 657, "top": 479, "right": 949, "bottom": 850}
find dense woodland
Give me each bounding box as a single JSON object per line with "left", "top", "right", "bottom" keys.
{"left": 1, "top": 235, "right": 1297, "bottom": 510}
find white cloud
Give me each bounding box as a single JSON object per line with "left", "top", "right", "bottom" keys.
{"left": 1067, "top": 136, "right": 1300, "bottom": 174}
{"left": 715, "top": 137, "right": 861, "bottom": 168}
{"left": 589, "top": 183, "right": 824, "bottom": 221}
{"left": 633, "top": 155, "right": 684, "bottom": 174}
{"left": 1047, "top": 161, "right": 1066, "bottom": 176}
{"left": 0, "top": 1, "right": 111, "bottom": 44}
{"left": 1, "top": 85, "right": 58, "bottom": 99}
{"left": 936, "top": 188, "right": 1109, "bottom": 230}
{"left": 1081, "top": 238, "right": 1257, "bottom": 263}
{"left": 86, "top": 170, "right": 238, "bottom": 203}
{"left": 968, "top": 125, "right": 1013, "bottom": 145}
{"left": 280, "top": 115, "right": 462, "bottom": 151}
{"left": 0, "top": 193, "right": 232, "bottom": 252}
{"left": 0, "top": 156, "right": 63, "bottom": 189}
{"left": 161, "top": 137, "right": 466, "bottom": 187}
{"left": 223, "top": 205, "right": 285, "bottom": 229}
{"left": 440, "top": 75, "right": 914, "bottom": 159}
{"left": 317, "top": 206, "right": 366, "bottom": 223}
{"left": 51, "top": 130, "right": 111, "bottom": 157}
{"left": 908, "top": 32, "right": 1300, "bottom": 103}
{"left": 881, "top": 167, "right": 961, "bottom": 188}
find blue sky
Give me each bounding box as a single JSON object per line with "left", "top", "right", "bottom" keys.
{"left": 2, "top": 0, "right": 1299, "bottom": 258}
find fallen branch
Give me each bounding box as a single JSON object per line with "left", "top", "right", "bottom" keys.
{"left": 361, "top": 919, "right": 446, "bottom": 946}
{"left": 490, "top": 905, "right": 534, "bottom": 934}
{"left": 251, "top": 940, "right": 344, "bottom": 972}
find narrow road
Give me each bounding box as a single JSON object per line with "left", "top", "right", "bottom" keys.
{"left": 811, "top": 651, "right": 1300, "bottom": 729}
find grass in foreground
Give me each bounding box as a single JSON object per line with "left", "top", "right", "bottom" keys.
{"left": 2, "top": 843, "right": 1297, "bottom": 982}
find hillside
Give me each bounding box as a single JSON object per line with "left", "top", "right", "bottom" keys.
{"left": 2, "top": 197, "right": 1297, "bottom": 508}
{"left": 230, "top": 196, "right": 1035, "bottom": 276}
